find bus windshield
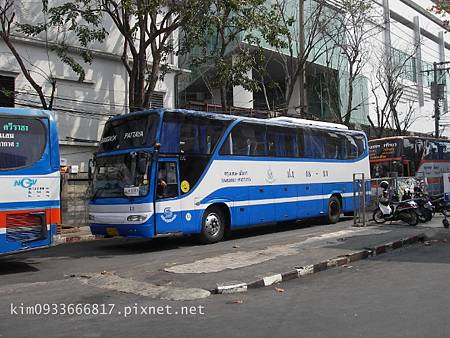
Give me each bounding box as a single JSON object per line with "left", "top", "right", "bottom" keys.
{"left": 92, "top": 152, "right": 151, "bottom": 199}
{"left": 99, "top": 113, "right": 160, "bottom": 152}
{"left": 0, "top": 116, "right": 47, "bottom": 170}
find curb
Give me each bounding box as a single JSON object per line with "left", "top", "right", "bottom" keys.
{"left": 214, "top": 234, "right": 426, "bottom": 294}
{"left": 53, "top": 234, "right": 103, "bottom": 245}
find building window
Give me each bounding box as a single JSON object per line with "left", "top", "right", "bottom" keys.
{"left": 0, "top": 75, "right": 15, "bottom": 107}
{"left": 391, "top": 48, "right": 417, "bottom": 83}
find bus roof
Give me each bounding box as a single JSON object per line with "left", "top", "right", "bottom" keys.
{"left": 369, "top": 136, "right": 450, "bottom": 143}
{"left": 108, "top": 108, "right": 359, "bottom": 133}
{"left": 0, "top": 107, "right": 55, "bottom": 120}
{"left": 107, "top": 108, "right": 236, "bottom": 123}
{"left": 270, "top": 116, "right": 349, "bottom": 130}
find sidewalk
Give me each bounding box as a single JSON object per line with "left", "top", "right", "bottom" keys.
{"left": 54, "top": 216, "right": 450, "bottom": 297}
{"left": 54, "top": 225, "right": 101, "bottom": 245}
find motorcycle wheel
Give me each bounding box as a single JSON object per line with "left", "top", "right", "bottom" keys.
{"left": 418, "top": 209, "right": 429, "bottom": 223}
{"left": 404, "top": 210, "right": 418, "bottom": 226}
{"left": 372, "top": 208, "right": 386, "bottom": 224}
{"left": 422, "top": 209, "right": 433, "bottom": 222}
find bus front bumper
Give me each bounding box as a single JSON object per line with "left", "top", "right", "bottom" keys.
{"left": 89, "top": 223, "right": 154, "bottom": 238}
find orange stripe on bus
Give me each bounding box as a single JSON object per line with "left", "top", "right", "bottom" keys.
{"left": 370, "top": 157, "right": 402, "bottom": 163}
{"left": 0, "top": 208, "right": 61, "bottom": 228}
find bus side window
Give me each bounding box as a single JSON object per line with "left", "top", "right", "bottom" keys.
{"left": 267, "top": 126, "right": 298, "bottom": 158}
{"left": 304, "top": 129, "right": 325, "bottom": 159}
{"left": 249, "top": 125, "right": 267, "bottom": 156}
{"left": 232, "top": 126, "right": 251, "bottom": 155}
{"left": 297, "top": 128, "right": 304, "bottom": 158}
{"left": 219, "top": 134, "right": 233, "bottom": 155}
{"left": 324, "top": 131, "right": 345, "bottom": 159}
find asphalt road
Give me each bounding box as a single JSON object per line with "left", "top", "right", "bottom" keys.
{"left": 1, "top": 233, "right": 450, "bottom": 337}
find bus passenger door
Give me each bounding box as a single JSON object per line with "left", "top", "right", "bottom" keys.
{"left": 154, "top": 159, "right": 182, "bottom": 234}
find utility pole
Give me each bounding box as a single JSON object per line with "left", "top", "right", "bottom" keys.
{"left": 427, "top": 61, "right": 450, "bottom": 138}
{"left": 298, "top": 0, "right": 306, "bottom": 116}
{"left": 434, "top": 62, "right": 440, "bottom": 138}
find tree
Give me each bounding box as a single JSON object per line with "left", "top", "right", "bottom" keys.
{"left": 23, "top": 0, "right": 207, "bottom": 112}
{"left": 429, "top": 1, "right": 450, "bottom": 30}
{"left": 269, "top": 0, "right": 336, "bottom": 114}
{"left": 0, "top": 0, "right": 105, "bottom": 110}
{"left": 368, "top": 45, "right": 419, "bottom": 138}
{"left": 101, "top": 0, "right": 209, "bottom": 111}
{"left": 323, "top": 0, "right": 381, "bottom": 125}
{"left": 182, "top": 0, "right": 289, "bottom": 111}
{"left": 430, "top": 1, "right": 450, "bottom": 16}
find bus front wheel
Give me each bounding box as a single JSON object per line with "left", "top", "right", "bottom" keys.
{"left": 200, "top": 206, "right": 225, "bottom": 244}
{"left": 327, "top": 196, "right": 341, "bottom": 224}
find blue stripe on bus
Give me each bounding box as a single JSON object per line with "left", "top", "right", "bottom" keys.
{"left": 0, "top": 200, "right": 60, "bottom": 211}
{"left": 90, "top": 194, "right": 358, "bottom": 239}
{"left": 200, "top": 182, "right": 354, "bottom": 204}
{"left": 0, "top": 224, "right": 57, "bottom": 255}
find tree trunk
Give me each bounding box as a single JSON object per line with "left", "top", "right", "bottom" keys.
{"left": 1, "top": 33, "right": 48, "bottom": 109}
{"left": 220, "top": 85, "right": 228, "bottom": 112}
{"left": 345, "top": 75, "right": 354, "bottom": 125}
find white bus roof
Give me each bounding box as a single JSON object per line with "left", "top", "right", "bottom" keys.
{"left": 270, "top": 117, "right": 349, "bottom": 130}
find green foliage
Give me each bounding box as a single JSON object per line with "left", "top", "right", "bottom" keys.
{"left": 430, "top": 0, "right": 450, "bottom": 15}
{"left": 429, "top": 1, "right": 450, "bottom": 28}
{"left": 17, "top": 0, "right": 106, "bottom": 82}
{"left": 182, "top": 0, "right": 289, "bottom": 108}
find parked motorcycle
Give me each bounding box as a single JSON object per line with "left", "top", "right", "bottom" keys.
{"left": 373, "top": 182, "right": 419, "bottom": 226}
{"left": 429, "top": 193, "right": 449, "bottom": 216}
{"left": 402, "top": 188, "right": 433, "bottom": 223}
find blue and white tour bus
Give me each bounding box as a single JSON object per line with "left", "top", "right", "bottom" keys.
{"left": 89, "top": 109, "right": 370, "bottom": 243}
{"left": 0, "top": 108, "right": 60, "bottom": 255}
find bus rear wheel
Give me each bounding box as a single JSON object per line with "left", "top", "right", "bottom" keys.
{"left": 327, "top": 196, "right": 341, "bottom": 224}
{"left": 199, "top": 206, "right": 225, "bottom": 244}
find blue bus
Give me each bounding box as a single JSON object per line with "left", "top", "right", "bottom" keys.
{"left": 89, "top": 109, "right": 370, "bottom": 243}
{"left": 0, "top": 108, "right": 60, "bottom": 255}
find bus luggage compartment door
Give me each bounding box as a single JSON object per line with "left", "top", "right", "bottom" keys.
{"left": 275, "top": 185, "right": 297, "bottom": 220}
{"left": 249, "top": 186, "right": 275, "bottom": 224}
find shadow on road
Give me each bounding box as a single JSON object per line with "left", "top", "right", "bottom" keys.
{"left": 7, "top": 217, "right": 351, "bottom": 261}
{"left": 0, "top": 259, "right": 39, "bottom": 275}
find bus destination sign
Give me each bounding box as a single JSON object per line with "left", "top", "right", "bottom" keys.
{"left": 369, "top": 140, "right": 401, "bottom": 160}
{"left": 0, "top": 121, "right": 31, "bottom": 148}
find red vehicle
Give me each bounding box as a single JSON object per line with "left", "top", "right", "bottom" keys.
{"left": 369, "top": 136, "right": 450, "bottom": 194}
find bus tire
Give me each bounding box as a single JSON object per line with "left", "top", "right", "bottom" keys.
{"left": 327, "top": 196, "right": 341, "bottom": 224}
{"left": 200, "top": 206, "right": 225, "bottom": 244}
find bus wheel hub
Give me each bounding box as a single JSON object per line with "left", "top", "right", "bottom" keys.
{"left": 205, "top": 213, "right": 221, "bottom": 237}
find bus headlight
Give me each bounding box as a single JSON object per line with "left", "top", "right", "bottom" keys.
{"left": 88, "top": 214, "right": 95, "bottom": 221}
{"left": 127, "top": 215, "right": 147, "bottom": 222}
